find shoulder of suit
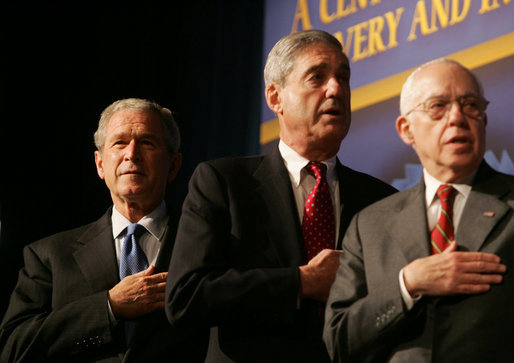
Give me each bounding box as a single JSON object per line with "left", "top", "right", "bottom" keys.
{"left": 197, "top": 154, "right": 268, "bottom": 174}
{"left": 358, "top": 186, "right": 419, "bottom": 219}
{"left": 338, "top": 163, "right": 397, "bottom": 194}
{"left": 28, "top": 210, "right": 111, "bottom": 252}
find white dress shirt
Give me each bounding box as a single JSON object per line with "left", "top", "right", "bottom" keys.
{"left": 112, "top": 201, "right": 169, "bottom": 267}
{"left": 278, "top": 140, "right": 341, "bottom": 245}
{"left": 400, "top": 169, "right": 475, "bottom": 309}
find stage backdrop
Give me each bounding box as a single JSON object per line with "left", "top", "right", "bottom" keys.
{"left": 261, "top": 0, "right": 514, "bottom": 189}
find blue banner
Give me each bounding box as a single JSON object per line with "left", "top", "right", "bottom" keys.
{"left": 261, "top": 0, "right": 514, "bottom": 189}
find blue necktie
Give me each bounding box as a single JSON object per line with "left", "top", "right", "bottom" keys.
{"left": 119, "top": 223, "right": 148, "bottom": 345}
{"left": 119, "top": 223, "right": 149, "bottom": 280}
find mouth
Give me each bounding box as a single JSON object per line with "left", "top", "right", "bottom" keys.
{"left": 121, "top": 170, "right": 144, "bottom": 176}
{"left": 320, "top": 107, "right": 343, "bottom": 117}
{"left": 447, "top": 136, "right": 472, "bottom": 144}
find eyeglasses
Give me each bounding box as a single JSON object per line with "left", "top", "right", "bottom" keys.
{"left": 404, "top": 95, "right": 489, "bottom": 120}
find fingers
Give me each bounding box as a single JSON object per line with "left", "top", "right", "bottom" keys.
{"left": 405, "top": 250, "right": 505, "bottom": 297}
{"left": 310, "top": 249, "right": 342, "bottom": 265}
{"left": 447, "top": 252, "right": 506, "bottom": 274}
{"left": 300, "top": 250, "right": 343, "bottom": 301}
{"left": 447, "top": 272, "right": 503, "bottom": 295}
{"left": 458, "top": 260, "right": 506, "bottom": 274}
{"left": 132, "top": 265, "right": 155, "bottom": 278}
{"left": 143, "top": 271, "right": 168, "bottom": 283}
{"left": 443, "top": 240, "right": 457, "bottom": 253}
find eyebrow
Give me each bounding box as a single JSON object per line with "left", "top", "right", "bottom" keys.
{"left": 108, "top": 131, "right": 160, "bottom": 142}
{"left": 302, "top": 62, "right": 350, "bottom": 80}
{"left": 425, "top": 91, "right": 481, "bottom": 100}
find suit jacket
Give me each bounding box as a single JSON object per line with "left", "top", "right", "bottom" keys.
{"left": 165, "top": 147, "right": 396, "bottom": 362}
{"left": 324, "top": 162, "right": 514, "bottom": 362}
{"left": 0, "top": 207, "right": 208, "bottom": 363}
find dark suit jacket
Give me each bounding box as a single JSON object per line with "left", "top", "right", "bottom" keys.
{"left": 324, "top": 162, "right": 514, "bottom": 362}
{"left": 165, "top": 147, "right": 396, "bottom": 362}
{"left": 0, "top": 207, "right": 208, "bottom": 362}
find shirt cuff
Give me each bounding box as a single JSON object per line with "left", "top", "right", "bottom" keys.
{"left": 107, "top": 298, "right": 119, "bottom": 327}
{"left": 399, "top": 268, "right": 421, "bottom": 310}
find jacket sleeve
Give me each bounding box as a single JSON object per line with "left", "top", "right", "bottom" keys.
{"left": 165, "top": 161, "right": 300, "bottom": 328}
{"left": 0, "top": 243, "right": 116, "bottom": 362}
{"left": 323, "top": 212, "right": 423, "bottom": 362}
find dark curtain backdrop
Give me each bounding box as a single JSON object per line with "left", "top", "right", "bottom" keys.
{"left": 0, "top": 0, "right": 264, "bottom": 315}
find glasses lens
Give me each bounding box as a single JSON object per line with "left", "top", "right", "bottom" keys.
{"left": 425, "top": 96, "right": 487, "bottom": 119}
{"left": 461, "top": 96, "right": 485, "bottom": 117}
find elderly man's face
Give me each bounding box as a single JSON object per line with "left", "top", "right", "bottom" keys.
{"left": 94, "top": 110, "right": 179, "bottom": 208}
{"left": 267, "top": 43, "right": 351, "bottom": 159}
{"left": 396, "top": 63, "right": 487, "bottom": 182}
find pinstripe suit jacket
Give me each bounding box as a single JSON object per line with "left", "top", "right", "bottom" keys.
{"left": 165, "top": 147, "right": 396, "bottom": 362}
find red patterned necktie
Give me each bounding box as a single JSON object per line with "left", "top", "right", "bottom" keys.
{"left": 302, "top": 162, "right": 335, "bottom": 260}
{"left": 431, "top": 184, "right": 457, "bottom": 254}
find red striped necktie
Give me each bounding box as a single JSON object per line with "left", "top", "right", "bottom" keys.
{"left": 431, "top": 184, "right": 457, "bottom": 254}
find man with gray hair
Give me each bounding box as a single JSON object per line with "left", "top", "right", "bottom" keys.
{"left": 324, "top": 59, "right": 513, "bottom": 362}
{"left": 165, "top": 30, "right": 395, "bottom": 361}
{"left": 0, "top": 98, "right": 207, "bottom": 362}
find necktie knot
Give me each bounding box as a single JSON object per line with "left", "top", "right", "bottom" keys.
{"left": 307, "top": 161, "right": 326, "bottom": 181}
{"left": 436, "top": 184, "right": 456, "bottom": 203}
{"left": 126, "top": 223, "right": 146, "bottom": 239}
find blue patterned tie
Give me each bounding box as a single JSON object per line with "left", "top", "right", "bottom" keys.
{"left": 119, "top": 223, "right": 149, "bottom": 279}
{"left": 119, "top": 223, "right": 148, "bottom": 345}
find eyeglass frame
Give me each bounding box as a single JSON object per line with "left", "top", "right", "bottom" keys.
{"left": 403, "top": 94, "right": 489, "bottom": 121}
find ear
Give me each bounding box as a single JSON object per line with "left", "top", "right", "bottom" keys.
{"left": 396, "top": 115, "right": 415, "bottom": 146}
{"left": 265, "top": 83, "right": 283, "bottom": 115}
{"left": 167, "top": 152, "right": 183, "bottom": 182}
{"left": 94, "top": 150, "right": 106, "bottom": 180}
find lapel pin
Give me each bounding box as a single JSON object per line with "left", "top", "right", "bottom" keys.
{"left": 483, "top": 211, "right": 495, "bottom": 217}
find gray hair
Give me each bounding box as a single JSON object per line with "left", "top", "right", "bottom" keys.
{"left": 94, "top": 98, "right": 181, "bottom": 154}
{"left": 264, "top": 30, "right": 343, "bottom": 87}
{"left": 400, "top": 58, "right": 484, "bottom": 115}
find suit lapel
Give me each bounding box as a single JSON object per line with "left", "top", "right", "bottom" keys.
{"left": 154, "top": 209, "right": 179, "bottom": 272}
{"left": 456, "top": 164, "right": 511, "bottom": 252}
{"left": 252, "top": 147, "right": 305, "bottom": 266}
{"left": 73, "top": 208, "right": 120, "bottom": 291}
{"left": 391, "top": 184, "right": 432, "bottom": 262}
{"left": 336, "top": 162, "right": 348, "bottom": 249}
{"left": 336, "top": 161, "right": 356, "bottom": 249}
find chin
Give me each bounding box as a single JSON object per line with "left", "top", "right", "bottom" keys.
{"left": 448, "top": 158, "right": 482, "bottom": 174}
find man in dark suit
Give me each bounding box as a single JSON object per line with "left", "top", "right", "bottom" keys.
{"left": 324, "top": 59, "right": 512, "bottom": 362}
{"left": 165, "top": 30, "right": 396, "bottom": 362}
{"left": 0, "top": 98, "right": 207, "bottom": 362}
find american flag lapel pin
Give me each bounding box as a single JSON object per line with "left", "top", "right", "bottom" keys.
{"left": 483, "top": 211, "right": 495, "bottom": 217}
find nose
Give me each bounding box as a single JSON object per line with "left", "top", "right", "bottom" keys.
{"left": 124, "top": 140, "right": 141, "bottom": 161}
{"left": 325, "top": 76, "right": 345, "bottom": 99}
{"left": 447, "top": 100, "right": 467, "bottom": 127}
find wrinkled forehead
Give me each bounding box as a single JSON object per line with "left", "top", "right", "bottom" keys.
{"left": 288, "top": 43, "right": 349, "bottom": 80}
{"left": 412, "top": 63, "right": 480, "bottom": 101}
{"left": 106, "top": 110, "right": 164, "bottom": 135}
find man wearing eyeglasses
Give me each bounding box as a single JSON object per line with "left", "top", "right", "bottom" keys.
{"left": 324, "top": 59, "right": 514, "bottom": 362}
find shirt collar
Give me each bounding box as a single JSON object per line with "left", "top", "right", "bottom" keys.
{"left": 111, "top": 201, "right": 168, "bottom": 240}
{"left": 278, "top": 140, "right": 337, "bottom": 187}
{"left": 423, "top": 168, "right": 475, "bottom": 207}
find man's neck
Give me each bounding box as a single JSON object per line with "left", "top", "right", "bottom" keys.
{"left": 112, "top": 199, "right": 161, "bottom": 223}
{"left": 279, "top": 138, "right": 338, "bottom": 162}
